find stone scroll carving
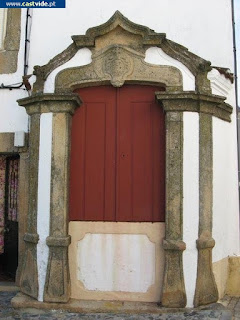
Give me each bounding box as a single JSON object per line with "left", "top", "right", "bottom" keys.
{"left": 55, "top": 45, "right": 183, "bottom": 92}
{"left": 32, "top": 11, "right": 212, "bottom": 95}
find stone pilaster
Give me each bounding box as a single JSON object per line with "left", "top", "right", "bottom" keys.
{"left": 43, "top": 97, "right": 81, "bottom": 303}
{"left": 15, "top": 109, "right": 40, "bottom": 299}
{"left": 161, "top": 111, "right": 186, "bottom": 308}
{"left": 194, "top": 113, "right": 218, "bottom": 307}
{"left": 18, "top": 94, "right": 81, "bottom": 302}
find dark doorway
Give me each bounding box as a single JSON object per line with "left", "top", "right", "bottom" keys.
{"left": 0, "top": 155, "right": 19, "bottom": 282}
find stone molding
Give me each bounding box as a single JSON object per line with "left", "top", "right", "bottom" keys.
{"left": 55, "top": 45, "right": 183, "bottom": 92}
{"left": 46, "top": 236, "right": 71, "bottom": 247}
{"left": 32, "top": 11, "right": 212, "bottom": 94}
{"left": 163, "top": 239, "right": 186, "bottom": 251}
{"left": 24, "top": 233, "right": 39, "bottom": 244}
{"left": 155, "top": 92, "right": 232, "bottom": 122}
{"left": 18, "top": 94, "right": 82, "bottom": 115}
{"left": 0, "top": 9, "right": 21, "bottom": 74}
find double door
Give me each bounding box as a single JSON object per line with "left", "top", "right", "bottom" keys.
{"left": 69, "top": 85, "right": 165, "bottom": 222}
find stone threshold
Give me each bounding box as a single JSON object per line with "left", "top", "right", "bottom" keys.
{"left": 11, "top": 292, "right": 227, "bottom": 315}
{"left": 0, "top": 282, "right": 19, "bottom": 292}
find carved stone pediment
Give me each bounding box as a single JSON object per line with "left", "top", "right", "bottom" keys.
{"left": 72, "top": 11, "right": 166, "bottom": 50}
{"left": 55, "top": 45, "right": 183, "bottom": 92}
{"left": 32, "top": 11, "right": 214, "bottom": 95}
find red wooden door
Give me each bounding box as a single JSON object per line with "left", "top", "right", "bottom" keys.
{"left": 69, "top": 85, "right": 165, "bottom": 222}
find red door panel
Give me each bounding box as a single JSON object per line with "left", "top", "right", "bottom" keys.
{"left": 70, "top": 85, "right": 165, "bottom": 222}
{"left": 70, "top": 86, "right": 116, "bottom": 221}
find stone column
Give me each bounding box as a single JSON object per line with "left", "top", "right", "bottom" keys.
{"left": 161, "top": 110, "right": 186, "bottom": 308}
{"left": 43, "top": 96, "right": 81, "bottom": 303}
{"left": 155, "top": 91, "right": 232, "bottom": 308}
{"left": 18, "top": 94, "right": 81, "bottom": 302}
{"left": 194, "top": 113, "right": 218, "bottom": 307}
{"left": 16, "top": 98, "right": 41, "bottom": 298}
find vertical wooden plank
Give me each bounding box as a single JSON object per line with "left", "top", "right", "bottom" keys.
{"left": 116, "top": 87, "right": 133, "bottom": 221}
{"left": 104, "top": 89, "right": 117, "bottom": 221}
{"left": 152, "top": 101, "right": 165, "bottom": 222}
{"left": 70, "top": 86, "right": 116, "bottom": 221}
{"left": 132, "top": 101, "right": 152, "bottom": 221}
{"left": 84, "top": 101, "right": 106, "bottom": 220}
{"left": 69, "top": 100, "right": 85, "bottom": 220}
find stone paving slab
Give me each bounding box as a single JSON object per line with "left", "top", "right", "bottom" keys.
{"left": 0, "top": 291, "right": 234, "bottom": 320}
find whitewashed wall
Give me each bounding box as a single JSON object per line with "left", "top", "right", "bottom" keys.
{"left": 0, "top": 10, "right": 28, "bottom": 133}
{"left": 27, "top": 0, "right": 234, "bottom": 73}
{"left": 0, "top": 0, "right": 239, "bottom": 303}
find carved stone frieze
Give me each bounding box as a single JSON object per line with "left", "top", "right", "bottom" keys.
{"left": 55, "top": 45, "right": 183, "bottom": 92}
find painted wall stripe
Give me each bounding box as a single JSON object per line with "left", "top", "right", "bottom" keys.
{"left": 37, "top": 113, "right": 53, "bottom": 302}
{"left": 183, "top": 112, "right": 199, "bottom": 307}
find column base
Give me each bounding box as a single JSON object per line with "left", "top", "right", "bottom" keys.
{"left": 194, "top": 238, "right": 219, "bottom": 307}
{"left": 44, "top": 236, "right": 71, "bottom": 303}
{"left": 20, "top": 233, "right": 39, "bottom": 299}
{"left": 162, "top": 239, "right": 187, "bottom": 308}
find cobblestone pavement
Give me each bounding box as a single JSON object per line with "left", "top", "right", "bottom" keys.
{"left": 0, "top": 291, "right": 236, "bottom": 319}
{"left": 220, "top": 296, "right": 240, "bottom": 320}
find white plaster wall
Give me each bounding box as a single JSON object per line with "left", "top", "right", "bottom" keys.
{"left": 44, "top": 48, "right": 92, "bottom": 93}
{"left": 183, "top": 112, "right": 199, "bottom": 307}
{"left": 27, "top": 0, "right": 234, "bottom": 77}
{"left": 69, "top": 222, "right": 165, "bottom": 302}
{"left": 212, "top": 113, "right": 240, "bottom": 262}
{"left": 209, "top": 73, "right": 240, "bottom": 262}
{"left": 145, "top": 47, "right": 195, "bottom": 91}
{"left": 37, "top": 113, "right": 52, "bottom": 301}
{"left": 0, "top": 10, "right": 28, "bottom": 133}
{"left": 77, "top": 233, "right": 155, "bottom": 293}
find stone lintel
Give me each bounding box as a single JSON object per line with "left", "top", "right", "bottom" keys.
{"left": 155, "top": 91, "right": 232, "bottom": 122}
{"left": 17, "top": 94, "right": 82, "bottom": 115}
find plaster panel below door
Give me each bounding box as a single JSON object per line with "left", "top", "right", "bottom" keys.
{"left": 69, "top": 221, "right": 165, "bottom": 302}
{"left": 77, "top": 233, "right": 155, "bottom": 292}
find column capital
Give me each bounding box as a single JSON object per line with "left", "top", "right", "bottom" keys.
{"left": 18, "top": 93, "right": 82, "bottom": 115}
{"left": 155, "top": 91, "right": 232, "bottom": 122}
